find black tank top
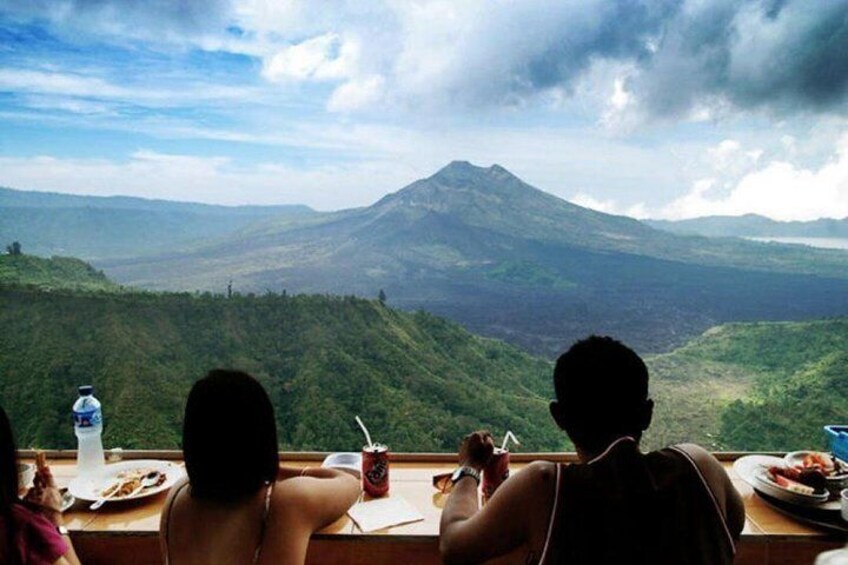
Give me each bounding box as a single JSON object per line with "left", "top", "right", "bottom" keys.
{"left": 539, "top": 438, "right": 735, "bottom": 565}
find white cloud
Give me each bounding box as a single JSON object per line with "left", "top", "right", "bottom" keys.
{"left": 262, "top": 33, "right": 359, "bottom": 82}
{"left": 21, "top": 94, "right": 117, "bottom": 115}
{"left": 658, "top": 135, "right": 848, "bottom": 221}
{"left": 610, "top": 78, "right": 631, "bottom": 111}
{"left": 571, "top": 192, "right": 649, "bottom": 219}
{"left": 709, "top": 140, "right": 741, "bottom": 167}
{"left": 0, "top": 68, "right": 261, "bottom": 108}
{"left": 327, "top": 75, "right": 385, "bottom": 112}
{"left": 0, "top": 69, "right": 128, "bottom": 98}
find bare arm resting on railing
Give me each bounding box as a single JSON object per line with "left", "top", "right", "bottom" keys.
{"left": 439, "top": 431, "right": 557, "bottom": 564}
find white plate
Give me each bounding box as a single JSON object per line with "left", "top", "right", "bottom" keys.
{"left": 732, "top": 454, "right": 785, "bottom": 485}
{"left": 68, "top": 460, "right": 184, "bottom": 503}
{"left": 734, "top": 454, "right": 838, "bottom": 510}
{"left": 321, "top": 452, "right": 362, "bottom": 477}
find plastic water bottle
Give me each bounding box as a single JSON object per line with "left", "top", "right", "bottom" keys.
{"left": 73, "top": 385, "right": 105, "bottom": 478}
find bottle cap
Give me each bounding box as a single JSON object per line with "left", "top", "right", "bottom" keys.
{"left": 78, "top": 385, "right": 94, "bottom": 396}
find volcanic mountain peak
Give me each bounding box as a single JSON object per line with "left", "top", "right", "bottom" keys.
{"left": 426, "top": 160, "right": 526, "bottom": 190}
{"left": 373, "top": 160, "right": 556, "bottom": 215}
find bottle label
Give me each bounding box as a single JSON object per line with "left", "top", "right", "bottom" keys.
{"left": 74, "top": 408, "right": 102, "bottom": 428}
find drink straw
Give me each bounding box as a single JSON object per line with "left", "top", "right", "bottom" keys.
{"left": 355, "top": 415, "right": 374, "bottom": 448}
{"left": 501, "top": 431, "right": 520, "bottom": 451}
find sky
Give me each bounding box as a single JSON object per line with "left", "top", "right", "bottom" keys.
{"left": 0, "top": 0, "right": 847, "bottom": 220}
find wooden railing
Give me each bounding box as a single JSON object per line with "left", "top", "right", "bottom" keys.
{"left": 18, "top": 451, "right": 845, "bottom": 565}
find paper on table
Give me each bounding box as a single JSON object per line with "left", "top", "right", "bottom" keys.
{"left": 347, "top": 496, "right": 424, "bottom": 533}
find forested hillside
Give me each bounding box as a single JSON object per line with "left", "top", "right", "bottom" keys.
{"left": 646, "top": 320, "right": 848, "bottom": 451}
{"left": 0, "top": 254, "right": 118, "bottom": 292}
{"left": 1, "top": 254, "right": 844, "bottom": 453}
{"left": 0, "top": 286, "right": 562, "bottom": 452}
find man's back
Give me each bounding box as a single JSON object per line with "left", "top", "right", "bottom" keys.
{"left": 440, "top": 337, "right": 744, "bottom": 564}
{"left": 540, "top": 438, "right": 737, "bottom": 564}
{"left": 440, "top": 439, "right": 743, "bottom": 564}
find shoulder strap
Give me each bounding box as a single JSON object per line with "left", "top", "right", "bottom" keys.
{"left": 537, "top": 462, "right": 563, "bottom": 565}
{"left": 668, "top": 445, "right": 736, "bottom": 556}
{"left": 252, "top": 482, "right": 275, "bottom": 565}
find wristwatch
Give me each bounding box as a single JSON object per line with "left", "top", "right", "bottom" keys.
{"left": 450, "top": 466, "right": 482, "bottom": 485}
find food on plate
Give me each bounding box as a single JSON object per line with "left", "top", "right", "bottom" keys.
{"left": 774, "top": 474, "right": 814, "bottom": 496}
{"left": 767, "top": 466, "right": 826, "bottom": 495}
{"left": 100, "top": 468, "right": 166, "bottom": 499}
{"left": 798, "top": 452, "right": 847, "bottom": 477}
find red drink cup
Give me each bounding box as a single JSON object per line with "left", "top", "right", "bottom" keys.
{"left": 362, "top": 445, "right": 390, "bottom": 497}
{"left": 482, "top": 447, "right": 510, "bottom": 499}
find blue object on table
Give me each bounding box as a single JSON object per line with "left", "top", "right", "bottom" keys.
{"left": 824, "top": 426, "right": 848, "bottom": 462}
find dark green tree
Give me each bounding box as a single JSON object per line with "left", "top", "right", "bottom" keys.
{"left": 378, "top": 289, "right": 387, "bottom": 304}
{"left": 6, "top": 241, "right": 21, "bottom": 256}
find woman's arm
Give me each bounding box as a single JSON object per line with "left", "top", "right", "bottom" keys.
{"left": 25, "top": 461, "right": 81, "bottom": 565}
{"left": 281, "top": 468, "right": 361, "bottom": 531}
{"left": 51, "top": 533, "right": 81, "bottom": 565}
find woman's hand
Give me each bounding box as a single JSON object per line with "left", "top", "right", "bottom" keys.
{"left": 458, "top": 430, "right": 495, "bottom": 471}
{"left": 24, "top": 463, "right": 64, "bottom": 525}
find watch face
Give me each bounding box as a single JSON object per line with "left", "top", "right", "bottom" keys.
{"left": 451, "top": 468, "right": 464, "bottom": 483}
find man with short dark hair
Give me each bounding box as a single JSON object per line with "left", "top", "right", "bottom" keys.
{"left": 440, "top": 335, "right": 745, "bottom": 564}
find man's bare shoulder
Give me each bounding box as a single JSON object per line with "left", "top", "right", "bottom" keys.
{"left": 675, "top": 443, "right": 724, "bottom": 471}
{"left": 499, "top": 460, "right": 558, "bottom": 501}
{"left": 522, "top": 459, "right": 558, "bottom": 482}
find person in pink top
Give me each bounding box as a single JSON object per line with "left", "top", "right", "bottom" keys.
{"left": 0, "top": 405, "right": 81, "bottom": 565}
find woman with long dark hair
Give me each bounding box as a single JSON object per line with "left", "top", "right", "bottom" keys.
{"left": 0, "top": 405, "right": 81, "bottom": 564}
{"left": 160, "top": 370, "right": 360, "bottom": 564}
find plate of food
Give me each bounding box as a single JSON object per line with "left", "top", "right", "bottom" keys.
{"left": 754, "top": 466, "right": 830, "bottom": 507}
{"left": 784, "top": 451, "right": 848, "bottom": 496}
{"left": 68, "top": 460, "right": 183, "bottom": 504}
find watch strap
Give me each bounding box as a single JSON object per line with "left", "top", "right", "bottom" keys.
{"left": 451, "top": 465, "right": 481, "bottom": 485}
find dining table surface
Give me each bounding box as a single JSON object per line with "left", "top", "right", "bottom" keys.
{"left": 19, "top": 451, "right": 848, "bottom": 564}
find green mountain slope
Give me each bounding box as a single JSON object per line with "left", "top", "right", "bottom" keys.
{"left": 645, "top": 320, "right": 848, "bottom": 451}
{"left": 0, "top": 286, "right": 562, "bottom": 452}
{"left": 1, "top": 268, "right": 845, "bottom": 453}
{"left": 0, "top": 186, "right": 316, "bottom": 260}
{"left": 0, "top": 254, "right": 118, "bottom": 292}
{"left": 100, "top": 162, "right": 848, "bottom": 356}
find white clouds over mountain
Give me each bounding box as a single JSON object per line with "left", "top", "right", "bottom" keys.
{"left": 2, "top": 1, "right": 848, "bottom": 220}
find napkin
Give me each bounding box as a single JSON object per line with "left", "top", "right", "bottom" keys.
{"left": 347, "top": 496, "right": 424, "bottom": 532}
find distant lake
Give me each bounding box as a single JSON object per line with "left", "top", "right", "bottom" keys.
{"left": 745, "top": 236, "right": 848, "bottom": 250}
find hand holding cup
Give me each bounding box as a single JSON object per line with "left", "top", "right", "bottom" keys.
{"left": 458, "top": 430, "right": 495, "bottom": 472}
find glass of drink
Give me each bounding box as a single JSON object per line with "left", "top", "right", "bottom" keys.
{"left": 362, "top": 444, "right": 390, "bottom": 497}
{"left": 482, "top": 447, "right": 510, "bottom": 500}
